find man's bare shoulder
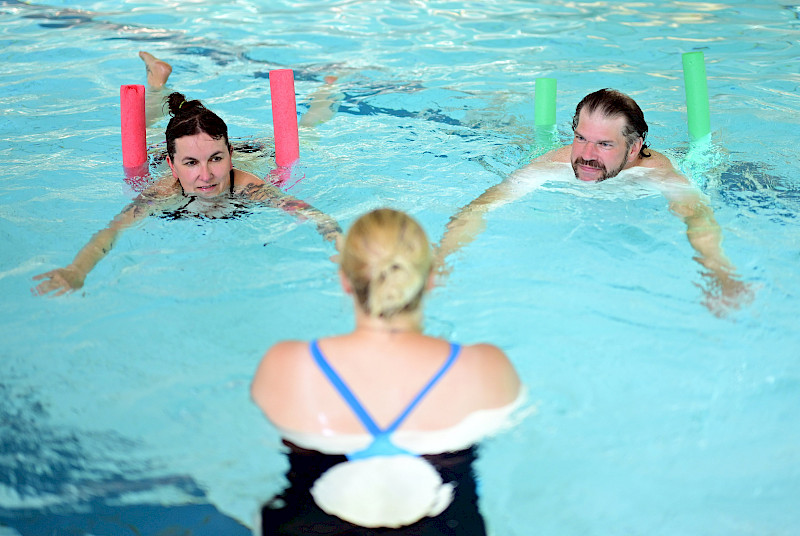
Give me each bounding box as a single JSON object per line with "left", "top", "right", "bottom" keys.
{"left": 639, "top": 149, "right": 675, "bottom": 170}
{"left": 534, "top": 145, "right": 571, "bottom": 163}
{"left": 636, "top": 150, "right": 692, "bottom": 186}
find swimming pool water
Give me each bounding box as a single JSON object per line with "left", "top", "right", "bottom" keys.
{"left": 2, "top": 1, "right": 799, "bottom": 535}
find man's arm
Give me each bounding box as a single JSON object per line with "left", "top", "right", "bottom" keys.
{"left": 434, "top": 151, "right": 564, "bottom": 271}
{"left": 646, "top": 159, "right": 752, "bottom": 315}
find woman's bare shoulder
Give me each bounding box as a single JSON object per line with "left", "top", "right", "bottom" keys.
{"left": 140, "top": 175, "right": 180, "bottom": 198}
{"left": 455, "top": 342, "right": 521, "bottom": 406}
{"left": 234, "top": 168, "right": 265, "bottom": 187}
{"left": 127, "top": 176, "right": 179, "bottom": 218}
{"left": 261, "top": 340, "right": 309, "bottom": 366}
{"left": 252, "top": 341, "right": 309, "bottom": 395}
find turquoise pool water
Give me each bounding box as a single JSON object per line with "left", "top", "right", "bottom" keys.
{"left": 2, "top": 1, "right": 799, "bottom": 535}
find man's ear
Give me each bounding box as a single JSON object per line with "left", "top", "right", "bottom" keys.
{"left": 628, "top": 136, "right": 644, "bottom": 160}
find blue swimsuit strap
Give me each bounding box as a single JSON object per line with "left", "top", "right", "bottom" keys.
{"left": 384, "top": 342, "right": 461, "bottom": 434}
{"left": 309, "top": 340, "right": 462, "bottom": 437}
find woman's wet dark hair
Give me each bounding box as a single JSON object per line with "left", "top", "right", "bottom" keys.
{"left": 165, "top": 92, "right": 230, "bottom": 159}
{"left": 572, "top": 88, "right": 651, "bottom": 158}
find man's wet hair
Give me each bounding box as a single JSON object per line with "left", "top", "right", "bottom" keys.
{"left": 572, "top": 88, "right": 651, "bottom": 158}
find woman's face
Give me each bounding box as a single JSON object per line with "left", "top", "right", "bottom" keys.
{"left": 167, "top": 132, "right": 233, "bottom": 197}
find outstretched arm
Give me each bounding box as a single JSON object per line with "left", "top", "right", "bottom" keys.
{"left": 653, "top": 168, "right": 752, "bottom": 316}
{"left": 32, "top": 189, "right": 166, "bottom": 296}
{"left": 241, "top": 182, "right": 342, "bottom": 244}
{"left": 435, "top": 179, "right": 519, "bottom": 268}
{"left": 434, "top": 158, "right": 557, "bottom": 273}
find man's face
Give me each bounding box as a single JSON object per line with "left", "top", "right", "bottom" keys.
{"left": 570, "top": 109, "right": 640, "bottom": 182}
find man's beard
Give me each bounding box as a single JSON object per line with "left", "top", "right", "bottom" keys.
{"left": 572, "top": 156, "right": 628, "bottom": 182}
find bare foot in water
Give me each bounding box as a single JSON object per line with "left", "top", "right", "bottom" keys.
{"left": 138, "top": 51, "right": 172, "bottom": 89}
{"left": 299, "top": 75, "right": 342, "bottom": 128}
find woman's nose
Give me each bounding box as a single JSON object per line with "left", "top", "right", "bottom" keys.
{"left": 198, "top": 163, "right": 212, "bottom": 181}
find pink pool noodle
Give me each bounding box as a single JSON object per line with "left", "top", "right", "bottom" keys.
{"left": 120, "top": 85, "right": 147, "bottom": 170}
{"left": 269, "top": 69, "right": 300, "bottom": 168}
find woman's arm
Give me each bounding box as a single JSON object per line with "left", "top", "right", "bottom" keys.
{"left": 32, "top": 184, "right": 171, "bottom": 296}
{"left": 241, "top": 181, "right": 342, "bottom": 244}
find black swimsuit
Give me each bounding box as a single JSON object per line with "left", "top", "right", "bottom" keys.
{"left": 259, "top": 442, "right": 487, "bottom": 536}
{"left": 160, "top": 169, "right": 249, "bottom": 220}
{"left": 259, "top": 341, "right": 488, "bottom": 535}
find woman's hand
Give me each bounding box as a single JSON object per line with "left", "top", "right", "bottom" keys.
{"left": 32, "top": 265, "right": 86, "bottom": 297}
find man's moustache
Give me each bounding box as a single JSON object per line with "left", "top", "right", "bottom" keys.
{"left": 574, "top": 158, "right": 604, "bottom": 170}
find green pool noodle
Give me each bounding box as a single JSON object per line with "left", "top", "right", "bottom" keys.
{"left": 534, "top": 78, "right": 557, "bottom": 126}
{"left": 682, "top": 51, "right": 711, "bottom": 139}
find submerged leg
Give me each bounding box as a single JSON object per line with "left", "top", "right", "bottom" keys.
{"left": 299, "top": 75, "right": 343, "bottom": 128}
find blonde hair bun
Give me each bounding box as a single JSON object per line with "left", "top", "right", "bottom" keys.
{"left": 341, "top": 209, "right": 432, "bottom": 318}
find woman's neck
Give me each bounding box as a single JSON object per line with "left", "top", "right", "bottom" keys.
{"left": 353, "top": 309, "right": 422, "bottom": 335}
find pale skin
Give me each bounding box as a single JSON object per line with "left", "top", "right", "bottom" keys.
{"left": 139, "top": 51, "right": 173, "bottom": 128}
{"left": 251, "top": 271, "right": 521, "bottom": 435}
{"left": 140, "top": 51, "right": 342, "bottom": 130}
{"left": 32, "top": 53, "right": 342, "bottom": 297}
{"left": 436, "top": 108, "right": 752, "bottom": 317}
{"left": 32, "top": 133, "right": 341, "bottom": 296}
{"left": 139, "top": 51, "right": 171, "bottom": 89}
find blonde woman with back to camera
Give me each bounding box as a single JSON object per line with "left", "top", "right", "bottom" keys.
{"left": 251, "top": 208, "right": 523, "bottom": 535}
